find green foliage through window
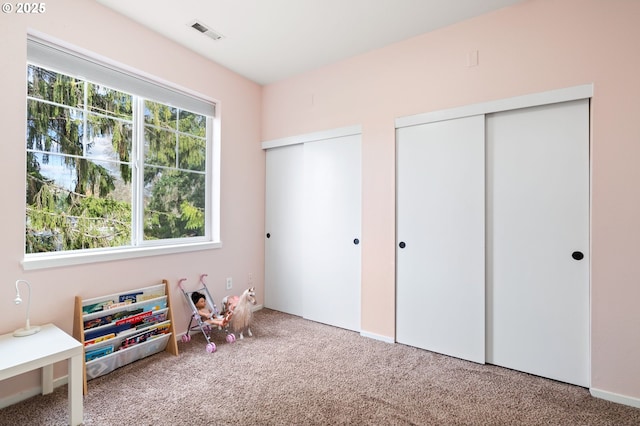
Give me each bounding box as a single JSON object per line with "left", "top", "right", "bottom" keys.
{"left": 25, "top": 64, "right": 211, "bottom": 254}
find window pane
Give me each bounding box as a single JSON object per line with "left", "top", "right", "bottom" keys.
{"left": 26, "top": 154, "right": 132, "bottom": 253}
{"left": 144, "top": 126, "right": 177, "bottom": 168}
{"left": 144, "top": 100, "right": 177, "bottom": 130}
{"left": 178, "top": 110, "right": 206, "bottom": 137}
{"left": 178, "top": 134, "right": 206, "bottom": 171}
{"left": 27, "top": 64, "right": 83, "bottom": 107}
{"left": 25, "top": 51, "right": 215, "bottom": 257}
{"left": 26, "top": 65, "right": 135, "bottom": 254}
{"left": 26, "top": 99, "right": 84, "bottom": 156}
{"left": 85, "top": 114, "right": 132, "bottom": 164}
{"left": 143, "top": 167, "right": 205, "bottom": 240}
{"left": 85, "top": 83, "right": 132, "bottom": 120}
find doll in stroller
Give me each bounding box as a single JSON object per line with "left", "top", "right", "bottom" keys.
{"left": 179, "top": 275, "right": 236, "bottom": 353}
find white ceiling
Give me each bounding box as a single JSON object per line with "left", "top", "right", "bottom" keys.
{"left": 96, "top": 0, "right": 525, "bottom": 86}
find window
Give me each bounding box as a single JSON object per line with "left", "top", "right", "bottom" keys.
{"left": 24, "top": 37, "right": 220, "bottom": 269}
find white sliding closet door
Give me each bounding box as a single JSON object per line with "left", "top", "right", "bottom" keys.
{"left": 264, "top": 129, "right": 362, "bottom": 332}
{"left": 303, "top": 134, "right": 361, "bottom": 331}
{"left": 486, "top": 99, "right": 590, "bottom": 387}
{"left": 264, "top": 144, "right": 305, "bottom": 316}
{"left": 396, "top": 115, "right": 486, "bottom": 363}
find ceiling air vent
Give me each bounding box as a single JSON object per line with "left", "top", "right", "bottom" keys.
{"left": 189, "top": 20, "right": 223, "bottom": 41}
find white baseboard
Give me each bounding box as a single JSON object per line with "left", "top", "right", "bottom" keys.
{"left": 590, "top": 387, "right": 640, "bottom": 409}
{"left": 0, "top": 376, "right": 68, "bottom": 409}
{"left": 360, "top": 330, "right": 394, "bottom": 344}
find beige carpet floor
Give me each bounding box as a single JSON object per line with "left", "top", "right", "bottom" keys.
{"left": 1, "top": 308, "right": 639, "bottom": 425}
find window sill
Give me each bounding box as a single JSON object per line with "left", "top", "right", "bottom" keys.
{"left": 21, "top": 241, "right": 223, "bottom": 271}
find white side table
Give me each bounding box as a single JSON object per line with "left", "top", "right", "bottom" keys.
{"left": 0, "top": 323, "right": 83, "bottom": 425}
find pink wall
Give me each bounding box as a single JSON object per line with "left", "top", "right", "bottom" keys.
{"left": 1, "top": 0, "right": 639, "bottom": 408}
{"left": 262, "top": 0, "right": 640, "bottom": 403}
{"left": 0, "top": 0, "right": 264, "bottom": 399}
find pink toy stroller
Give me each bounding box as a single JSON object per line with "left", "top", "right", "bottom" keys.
{"left": 178, "top": 274, "right": 236, "bottom": 353}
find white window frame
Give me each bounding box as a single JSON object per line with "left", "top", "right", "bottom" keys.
{"left": 22, "top": 35, "right": 221, "bottom": 271}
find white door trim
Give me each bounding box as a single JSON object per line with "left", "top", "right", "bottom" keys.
{"left": 395, "top": 84, "right": 593, "bottom": 129}
{"left": 261, "top": 125, "right": 362, "bottom": 149}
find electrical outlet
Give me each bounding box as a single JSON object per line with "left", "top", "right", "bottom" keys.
{"left": 226, "top": 277, "right": 232, "bottom": 290}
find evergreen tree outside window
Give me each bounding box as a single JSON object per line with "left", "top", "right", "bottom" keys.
{"left": 25, "top": 37, "right": 218, "bottom": 263}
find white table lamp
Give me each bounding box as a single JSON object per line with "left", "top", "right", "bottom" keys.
{"left": 13, "top": 279, "right": 41, "bottom": 337}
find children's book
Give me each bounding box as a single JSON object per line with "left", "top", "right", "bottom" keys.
{"left": 84, "top": 322, "right": 132, "bottom": 341}
{"left": 115, "top": 310, "right": 153, "bottom": 327}
{"left": 82, "top": 300, "right": 115, "bottom": 315}
{"left": 84, "top": 308, "right": 144, "bottom": 330}
{"left": 136, "top": 311, "right": 167, "bottom": 329}
{"left": 119, "top": 292, "right": 143, "bottom": 303}
{"left": 83, "top": 296, "right": 167, "bottom": 323}
{"left": 104, "top": 300, "right": 133, "bottom": 310}
{"left": 136, "top": 291, "right": 164, "bottom": 302}
{"left": 84, "top": 333, "right": 116, "bottom": 346}
{"left": 81, "top": 283, "right": 165, "bottom": 316}
{"left": 118, "top": 321, "right": 171, "bottom": 351}
{"left": 85, "top": 345, "right": 114, "bottom": 362}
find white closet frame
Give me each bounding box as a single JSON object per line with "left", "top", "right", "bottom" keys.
{"left": 395, "top": 83, "right": 593, "bottom": 383}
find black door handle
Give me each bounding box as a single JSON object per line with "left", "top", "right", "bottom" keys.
{"left": 353, "top": 238, "right": 360, "bottom": 245}
{"left": 266, "top": 233, "right": 271, "bottom": 238}
{"left": 572, "top": 251, "right": 584, "bottom": 260}
{"left": 399, "top": 241, "right": 406, "bottom": 249}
